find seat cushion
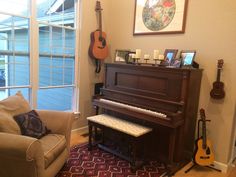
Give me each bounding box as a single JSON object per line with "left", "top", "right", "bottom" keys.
{"left": 39, "top": 134, "right": 67, "bottom": 168}
{"left": 0, "top": 91, "right": 31, "bottom": 134}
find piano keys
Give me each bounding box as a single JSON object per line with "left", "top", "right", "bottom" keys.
{"left": 93, "top": 63, "right": 203, "bottom": 174}
{"left": 98, "top": 98, "right": 168, "bottom": 119}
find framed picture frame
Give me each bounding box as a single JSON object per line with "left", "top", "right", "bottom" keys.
{"left": 164, "top": 49, "right": 178, "bottom": 63}
{"left": 133, "top": 0, "right": 188, "bottom": 35}
{"left": 180, "top": 50, "right": 196, "bottom": 66}
{"left": 114, "top": 49, "right": 130, "bottom": 63}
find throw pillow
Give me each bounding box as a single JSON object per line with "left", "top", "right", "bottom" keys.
{"left": 14, "top": 110, "right": 50, "bottom": 139}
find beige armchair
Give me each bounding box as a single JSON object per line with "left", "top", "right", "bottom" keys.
{"left": 0, "top": 92, "right": 74, "bottom": 177}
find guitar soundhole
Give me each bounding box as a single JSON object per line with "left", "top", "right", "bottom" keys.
{"left": 102, "top": 38, "right": 106, "bottom": 47}
{"left": 206, "top": 147, "right": 211, "bottom": 155}
{"left": 98, "top": 36, "right": 106, "bottom": 46}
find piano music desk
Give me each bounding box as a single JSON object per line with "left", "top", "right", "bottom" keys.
{"left": 87, "top": 114, "right": 152, "bottom": 170}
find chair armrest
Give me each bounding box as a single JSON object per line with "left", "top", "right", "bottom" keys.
{"left": 0, "top": 133, "right": 44, "bottom": 177}
{"left": 0, "top": 133, "right": 44, "bottom": 161}
{"left": 36, "top": 110, "right": 74, "bottom": 149}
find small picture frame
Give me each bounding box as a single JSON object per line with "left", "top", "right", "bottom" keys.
{"left": 171, "top": 59, "right": 181, "bottom": 68}
{"left": 164, "top": 49, "right": 178, "bottom": 63}
{"left": 114, "top": 49, "right": 130, "bottom": 63}
{"left": 180, "top": 50, "right": 196, "bottom": 66}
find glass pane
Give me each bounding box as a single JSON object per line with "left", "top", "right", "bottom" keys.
{"left": 64, "top": 66, "right": 74, "bottom": 85}
{"left": 52, "top": 65, "right": 63, "bottom": 86}
{"left": 37, "top": 87, "right": 73, "bottom": 111}
{"left": 0, "top": 59, "right": 6, "bottom": 87}
{"left": 37, "top": 0, "right": 75, "bottom": 28}
{"left": 65, "top": 29, "right": 75, "bottom": 49}
{"left": 64, "top": 58, "right": 74, "bottom": 67}
{"left": 0, "top": 0, "right": 29, "bottom": 17}
{"left": 0, "top": 15, "right": 29, "bottom": 53}
{"left": 0, "top": 88, "right": 29, "bottom": 101}
{"left": 39, "top": 57, "right": 51, "bottom": 87}
{"left": 64, "top": 58, "right": 74, "bottom": 85}
{"left": 51, "top": 58, "right": 63, "bottom": 86}
{"left": 52, "top": 27, "right": 63, "bottom": 55}
{"left": 39, "top": 25, "right": 50, "bottom": 54}
{"left": 0, "top": 55, "right": 29, "bottom": 87}
{"left": 15, "top": 56, "right": 29, "bottom": 65}
{"left": 8, "top": 63, "right": 30, "bottom": 86}
{"left": 14, "top": 17, "right": 29, "bottom": 52}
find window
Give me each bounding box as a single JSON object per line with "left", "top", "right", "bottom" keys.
{"left": 0, "top": 5, "right": 30, "bottom": 100}
{"left": 37, "top": 0, "right": 76, "bottom": 111}
{"left": 0, "top": 0, "right": 79, "bottom": 111}
{"left": 38, "top": 24, "right": 75, "bottom": 110}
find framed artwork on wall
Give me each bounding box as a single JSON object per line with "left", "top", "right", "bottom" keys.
{"left": 133, "top": 0, "right": 188, "bottom": 35}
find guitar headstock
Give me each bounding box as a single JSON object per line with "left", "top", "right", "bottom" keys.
{"left": 200, "top": 108, "right": 206, "bottom": 121}
{"left": 217, "top": 59, "right": 224, "bottom": 69}
{"left": 95, "top": 1, "right": 102, "bottom": 11}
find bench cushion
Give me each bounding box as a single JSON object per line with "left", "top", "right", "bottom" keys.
{"left": 87, "top": 114, "right": 152, "bottom": 137}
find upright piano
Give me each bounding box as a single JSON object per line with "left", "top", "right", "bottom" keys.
{"left": 93, "top": 63, "right": 203, "bottom": 172}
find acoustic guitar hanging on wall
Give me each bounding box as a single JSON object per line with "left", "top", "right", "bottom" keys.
{"left": 210, "top": 59, "right": 225, "bottom": 99}
{"left": 88, "top": 1, "right": 109, "bottom": 73}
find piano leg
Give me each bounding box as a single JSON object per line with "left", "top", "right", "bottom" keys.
{"left": 168, "top": 128, "right": 177, "bottom": 163}
{"left": 95, "top": 105, "right": 99, "bottom": 115}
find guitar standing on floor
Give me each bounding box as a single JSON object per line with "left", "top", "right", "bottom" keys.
{"left": 89, "top": 1, "right": 109, "bottom": 73}
{"left": 194, "top": 108, "right": 214, "bottom": 166}
{"left": 210, "top": 59, "right": 225, "bottom": 99}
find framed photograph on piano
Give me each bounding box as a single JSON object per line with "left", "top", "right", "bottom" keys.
{"left": 180, "top": 50, "right": 196, "bottom": 67}
{"left": 114, "top": 49, "right": 130, "bottom": 63}
{"left": 164, "top": 49, "right": 178, "bottom": 63}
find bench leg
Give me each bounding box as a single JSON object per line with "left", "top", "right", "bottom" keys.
{"left": 88, "top": 123, "right": 93, "bottom": 151}
{"left": 131, "top": 138, "right": 137, "bottom": 172}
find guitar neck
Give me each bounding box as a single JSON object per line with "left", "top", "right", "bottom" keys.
{"left": 98, "top": 9, "right": 102, "bottom": 37}
{"left": 202, "top": 120, "right": 207, "bottom": 149}
{"left": 216, "top": 68, "right": 221, "bottom": 82}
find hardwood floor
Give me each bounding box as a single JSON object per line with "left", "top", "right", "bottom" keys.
{"left": 70, "top": 131, "right": 236, "bottom": 177}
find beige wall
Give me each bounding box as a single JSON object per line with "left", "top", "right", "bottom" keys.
{"left": 76, "top": 0, "right": 236, "bottom": 165}
{"left": 72, "top": 0, "right": 107, "bottom": 129}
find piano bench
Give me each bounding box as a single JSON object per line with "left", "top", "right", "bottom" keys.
{"left": 87, "top": 114, "right": 152, "bottom": 171}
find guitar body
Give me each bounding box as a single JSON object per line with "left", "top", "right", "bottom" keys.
{"left": 89, "top": 30, "right": 108, "bottom": 60}
{"left": 210, "top": 81, "right": 225, "bottom": 99}
{"left": 194, "top": 138, "right": 214, "bottom": 166}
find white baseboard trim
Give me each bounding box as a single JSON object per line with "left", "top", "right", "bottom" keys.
{"left": 72, "top": 126, "right": 88, "bottom": 134}
{"left": 213, "top": 161, "right": 229, "bottom": 173}
{"left": 229, "top": 156, "right": 236, "bottom": 167}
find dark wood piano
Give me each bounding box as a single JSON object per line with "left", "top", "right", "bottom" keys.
{"left": 93, "top": 63, "right": 203, "bottom": 174}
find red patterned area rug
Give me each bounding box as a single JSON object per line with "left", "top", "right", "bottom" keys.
{"left": 56, "top": 143, "right": 168, "bottom": 177}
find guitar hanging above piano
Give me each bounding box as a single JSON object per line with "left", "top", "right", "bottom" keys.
{"left": 210, "top": 59, "right": 225, "bottom": 99}
{"left": 89, "top": 1, "right": 109, "bottom": 73}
